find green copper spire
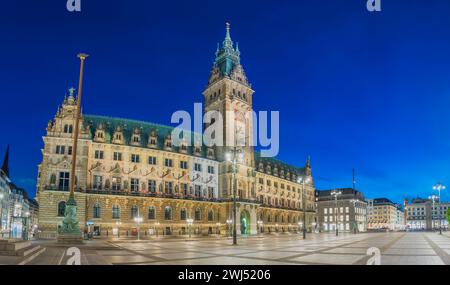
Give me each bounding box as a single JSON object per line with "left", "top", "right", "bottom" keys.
{"left": 214, "top": 22, "right": 240, "bottom": 76}
{"left": 223, "top": 22, "right": 233, "bottom": 48}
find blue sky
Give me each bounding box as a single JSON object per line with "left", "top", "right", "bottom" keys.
{"left": 1, "top": 0, "right": 449, "bottom": 203}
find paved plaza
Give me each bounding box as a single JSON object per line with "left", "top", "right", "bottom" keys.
{"left": 6, "top": 232, "right": 450, "bottom": 265}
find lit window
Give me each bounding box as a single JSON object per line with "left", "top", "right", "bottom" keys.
{"left": 112, "top": 205, "right": 120, "bottom": 219}
{"left": 93, "top": 175, "right": 102, "bottom": 190}
{"left": 148, "top": 180, "right": 156, "bottom": 193}
{"left": 93, "top": 203, "right": 101, "bottom": 218}
{"left": 112, "top": 177, "right": 121, "bottom": 191}
{"left": 164, "top": 206, "right": 172, "bottom": 220}
{"left": 130, "top": 178, "right": 139, "bottom": 192}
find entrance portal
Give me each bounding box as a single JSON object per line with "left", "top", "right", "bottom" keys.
{"left": 240, "top": 210, "right": 251, "bottom": 235}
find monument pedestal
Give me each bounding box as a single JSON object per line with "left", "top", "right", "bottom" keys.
{"left": 57, "top": 233, "right": 83, "bottom": 244}
{"left": 57, "top": 196, "right": 84, "bottom": 244}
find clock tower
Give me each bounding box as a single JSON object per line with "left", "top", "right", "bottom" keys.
{"left": 203, "top": 23, "right": 258, "bottom": 234}
{"left": 203, "top": 23, "right": 255, "bottom": 167}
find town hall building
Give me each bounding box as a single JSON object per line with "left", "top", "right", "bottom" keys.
{"left": 36, "top": 24, "right": 315, "bottom": 239}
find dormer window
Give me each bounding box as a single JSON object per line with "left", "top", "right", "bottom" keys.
{"left": 194, "top": 146, "right": 201, "bottom": 156}
{"left": 131, "top": 128, "right": 141, "bottom": 146}
{"left": 258, "top": 162, "right": 264, "bottom": 172}
{"left": 94, "top": 130, "right": 105, "bottom": 142}
{"left": 207, "top": 148, "right": 215, "bottom": 159}
{"left": 164, "top": 134, "right": 172, "bottom": 150}
{"left": 113, "top": 126, "right": 124, "bottom": 144}
{"left": 180, "top": 142, "right": 188, "bottom": 153}
{"left": 148, "top": 130, "right": 158, "bottom": 148}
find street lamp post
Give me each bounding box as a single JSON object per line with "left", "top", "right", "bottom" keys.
{"left": 429, "top": 195, "right": 438, "bottom": 231}
{"left": 155, "top": 221, "right": 160, "bottom": 237}
{"left": 115, "top": 221, "right": 122, "bottom": 238}
{"left": 297, "top": 177, "right": 310, "bottom": 240}
{"left": 331, "top": 190, "right": 342, "bottom": 236}
{"left": 187, "top": 218, "right": 193, "bottom": 239}
{"left": 225, "top": 147, "right": 244, "bottom": 246}
{"left": 59, "top": 53, "right": 89, "bottom": 242}
{"left": 134, "top": 215, "right": 143, "bottom": 241}
{"left": 433, "top": 183, "right": 446, "bottom": 235}
{"left": 257, "top": 220, "right": 263, "bottom": 234}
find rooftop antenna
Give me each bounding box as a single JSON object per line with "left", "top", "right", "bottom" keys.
{"left": 352, "top": 168, "right": 356, "bottom": 192}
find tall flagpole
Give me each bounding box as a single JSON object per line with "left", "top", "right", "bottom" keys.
{"left": 58, "top": 53, "right": 89, "bottom": 243}
{"left": 69, "top": 53, "right": 88, "bottom": 200}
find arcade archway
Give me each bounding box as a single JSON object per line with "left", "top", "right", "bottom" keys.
{"left": 240, "top": 210, "right": 251, "bottom": 235}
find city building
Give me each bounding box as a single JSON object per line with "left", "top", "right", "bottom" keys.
{"left": 406, "top": 197, "right": 449, "bottom": 231}
{"left": 367, "top": 198, "right": 404, "bottom": 230}
{"left": 0, "top": 145, "right": 38, "bottom": 240}
{"left": 0, "top": 146, "right": 11, "bottom": 238}
{"left": 36, "top": 24, "right": 315, "bottom": 239}
{"left": 315, "top": 188, "right": 367, "bottom": 233}
{"left": 395, "top": 203, "right": 405, "bottom": 230}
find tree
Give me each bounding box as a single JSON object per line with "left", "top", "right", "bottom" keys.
{"left": 446, "top": 208, "right": 450, "bottom": 226}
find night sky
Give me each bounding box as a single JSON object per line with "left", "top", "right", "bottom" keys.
{"left": 1, "top": 0, "right": 449, "bottom": 203}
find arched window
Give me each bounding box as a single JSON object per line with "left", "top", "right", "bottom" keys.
{"left": 180, "top": 208, "right": 187, "bottom": 220}
{"left": 148, "top": 206, "right": 156, "bottom": 219}
{"left": 93, "top": 203, "right": 101, "bottom": 218}
{"left": 131, "top": 205, "right": 139, "bottom": 219}
{"left": 57, "top": 201, "right": 66, "bottom": 217}
{"left": 208, "top": 210, "right": 214, "bottom": 221}
{"left": 112, "top": 205, "right": 120, "bottom": 219}
{"left": 164, "top": 206, "right": 172, "bottom": 220}
{"left": 195, "top": 208, "right": 201, "bottom": 221}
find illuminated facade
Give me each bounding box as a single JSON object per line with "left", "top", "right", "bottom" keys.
{"left": 315, "top": 188, "right": 367, "bottom": 233}
{"left": 406, "top": 198, "right": 449, "bottom": 230}
{"left": 367, "top": 198, "right": 404, "bottom": 231}
{"left": 36, "top": 24, "right": 315, "bottom": 239}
